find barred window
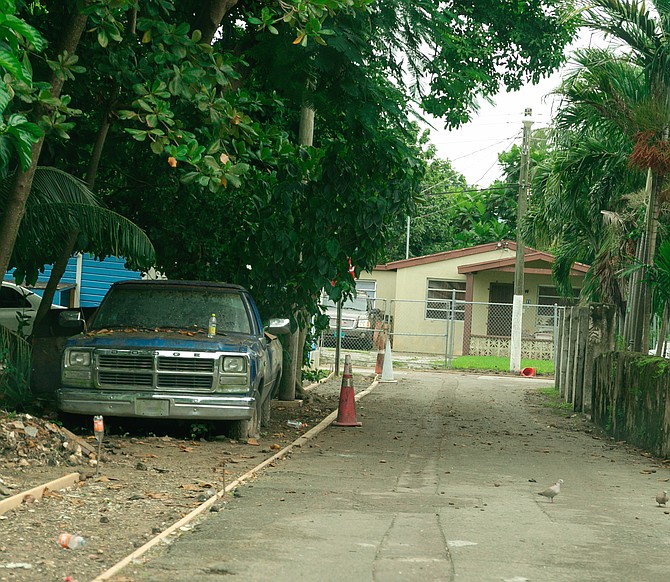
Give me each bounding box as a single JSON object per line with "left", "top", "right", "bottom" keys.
{"left": 537, "top": 286, "right": 579, "bottom": 329}
{"left": 356, "top": 280, "right": 376, "bottom": 299}
{"left": 538, "top": 286, "right": 579, "bottom": 307}
{"left": 426, "top": 280, "right": 466, "bottom": 320}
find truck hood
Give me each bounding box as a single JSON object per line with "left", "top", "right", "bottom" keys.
{"left": 65, "top": 330, "right": 259, "bottom": 353}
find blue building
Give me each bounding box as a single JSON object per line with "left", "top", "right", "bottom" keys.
{"left": 6, "top": 254, "right": 142, "bottom": 307}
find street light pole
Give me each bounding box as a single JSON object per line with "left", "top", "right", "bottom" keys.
{"left": 510, "top": 108, "right": 533, "bottom": 373}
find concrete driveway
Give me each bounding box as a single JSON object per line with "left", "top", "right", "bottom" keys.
{"left": 114, "top": 371, "right": 670, "bottom": 581}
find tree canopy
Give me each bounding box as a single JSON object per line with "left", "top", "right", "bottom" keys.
{"left": 0, "top": 1, "right": 577, "bottom": 322}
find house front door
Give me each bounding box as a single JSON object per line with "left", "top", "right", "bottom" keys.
{"left": 488, "top": 283, "right": 513, "bottom": 336}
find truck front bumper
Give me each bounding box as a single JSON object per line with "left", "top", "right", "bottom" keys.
{"left": 56, "top": 388, "right": 254, "bottom": 421}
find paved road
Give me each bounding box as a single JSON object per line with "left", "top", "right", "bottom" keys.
{"left": 114, "top": 372, "right": 670, "bottom": 581}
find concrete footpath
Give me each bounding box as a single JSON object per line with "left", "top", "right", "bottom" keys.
{"left": 116, "top": 372, "right": 670, "bottom": 581}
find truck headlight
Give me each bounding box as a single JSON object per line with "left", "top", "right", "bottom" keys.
{"left": 222, "top": 356, "right": 246, "bottom": 373}
{"left": 68, "top": 350, "right": 91, "bottom": 367}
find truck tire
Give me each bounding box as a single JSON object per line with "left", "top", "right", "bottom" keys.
{"left": 229, "top": 391, "right": 261, "bottom": 440}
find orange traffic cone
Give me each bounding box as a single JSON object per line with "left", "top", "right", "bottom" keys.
{"left": 333, "top": 354, "right": 362, "bottom": 427}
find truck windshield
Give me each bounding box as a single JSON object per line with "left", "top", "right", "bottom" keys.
{"left": 91, "top": 287, "right": 252, "bottom": 334}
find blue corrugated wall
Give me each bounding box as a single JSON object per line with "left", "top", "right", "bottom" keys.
{"left": 27, "top": 255, "right": 141, "bottom": 307}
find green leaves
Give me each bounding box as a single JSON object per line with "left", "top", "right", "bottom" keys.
{"left": 46, "top": 51, "right": 86, "bottom": 82}
{"left": 245, "top": 0, "right": 370, "bottom": 45}
{"left": 0, "top": 113, "right": 42, "bottom": 171}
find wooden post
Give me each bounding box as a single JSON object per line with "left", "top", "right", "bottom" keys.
{"left": 582, "top": 304, "right": 616, "bottom": 416}
{"left": 559, "top": 307, "right": 570, "bottom": 399}
{"left": 573, "top": 307, "right": 588, "bottom": 412}
{"left": 563, "top": 307, "right": 577, "bottom": 402}
{"left": 462, "top": 273, "right": 474, "bottom": 355}
{"left": 555, "top": 308, "right": 564, "bottom": 396}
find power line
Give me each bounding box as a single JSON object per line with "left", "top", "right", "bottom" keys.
{"left": 474, "top": 157, "right": 505, "bottom": 186}
{"left": 411, "top": 185, "right": 518, "bottom": 220}
{"left": 449, "top": 132, "right": 521, "bottom": 162}
{"left": 422, "top": 184, "right": 518, "bottom": 197}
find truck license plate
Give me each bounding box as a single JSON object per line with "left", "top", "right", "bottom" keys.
{"left": 135, "top": 399, "right": 170, "bottom": 417}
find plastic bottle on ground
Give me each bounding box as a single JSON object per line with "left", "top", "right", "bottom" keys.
{"left": 58, "top": 533, "right": 86, "bottom": 549}
{"left": 93, "top": 415, "right": 104, "bottom": 441}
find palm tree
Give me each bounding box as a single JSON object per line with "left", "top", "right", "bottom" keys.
{"left": 641, "top": 240, "right": 670, "bottom": 354}
{"left": 577, "top": 0, "right": 670, "bottom": 351}
{"left": 0, "top": 166, "right": 155, "bottom": 327}
{"left": 524, "top": 55, "right": 646, "bottom": 315}
{"left": 525, "top": 1, "right": 670, "bottom": 350}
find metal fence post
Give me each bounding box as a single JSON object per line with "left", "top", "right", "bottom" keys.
{"left": 553, "top": 303, "right": 559, "bottom": 376}
{"left": 448, "top": 289, "right": 456, "bottom": 368}
{"left": 443, "top": 295, "right": 450, "bottom": 368}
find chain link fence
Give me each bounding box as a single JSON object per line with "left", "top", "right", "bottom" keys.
{"left": 317, "top": 298, "right": 563, "bottom": 370}
{"left": 319, "top": 297, "right": 388, "bottom": 352}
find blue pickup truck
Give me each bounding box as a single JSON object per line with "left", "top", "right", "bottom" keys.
{"left": 57, "top": 280, "right": 289, "bottom": 439}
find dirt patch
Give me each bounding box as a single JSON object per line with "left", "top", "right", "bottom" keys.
{"left": 0, "top": 373, "right": 359, "bottom": 582}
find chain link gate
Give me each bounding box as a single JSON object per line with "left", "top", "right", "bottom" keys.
{"left": 316, "top": 296, "right": 562, "bottom": 371}
{"left": 387, "top": 298, "right": 563, "bottom": 369}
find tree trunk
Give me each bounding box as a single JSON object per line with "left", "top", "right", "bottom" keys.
{"left": 640, "top": 169, "right": 663, "bottom": 352}
{"left": 277, "top": 103, "right": 315, "bottom": 401}
{"left": 655, "top": 304, "right": 668, "bottom": 357}
{"left": 277, "top": 324, "right": 300, "bottom": 400}
{"left": 299, "top": 105, "right": 315, "bottom": 147}
{"left": 0, "top": 12, "right": 88, "bottom": 279}
{"left": 192, "top": 0, "right": 239, "bottom": 44}
{"left": 34, "top": 229, "right": 79, "bottom": 326}
{"left": 0, "top": 142, "right": 42, "bottom": 274}
{"left": 623, "top": 233, "right": 646, "bottom": 350}
{"left": 623, "top": 167, "right": 661, "bottom": 353}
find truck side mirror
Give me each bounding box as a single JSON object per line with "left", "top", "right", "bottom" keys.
{"left": 266, "top": 318, "right": 290, "bottom": 335}
{"left": 58, "top": 310, "right": 86, "bottom": 333}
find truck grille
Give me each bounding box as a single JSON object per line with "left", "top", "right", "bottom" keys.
{"left": 157, "top": 357, "right": 214, "bottom": 372}
{"left": 157, "top": 374, "right": 213, "bottom": 389}
{"left": 99, "top": 371, "right": 154, "bottom": 386}
{"left": 95, "top": 351, "right": 216, "bottom": 392}
{"left": 99, "top": 354, "right": 153, "bottom": 369}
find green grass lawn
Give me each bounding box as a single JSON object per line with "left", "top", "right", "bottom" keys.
{"left": 448, "top": 355, "right": 554, "bottom": 376}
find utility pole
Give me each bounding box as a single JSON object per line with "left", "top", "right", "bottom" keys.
{"left": 405, "top": 216, "right": 410, "bottom": 259}
{"left": 510, "top": 108, "right": 533, "bottom": 373}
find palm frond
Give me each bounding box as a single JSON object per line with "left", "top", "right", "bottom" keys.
{"left": 1, "top": 167, "right": 156, "bottom": 284}
{"left": 31, "top": 167, "right": 99, "bottom": 206}
{"left": 583, "top": 0, "right": 661, "bottom": 57}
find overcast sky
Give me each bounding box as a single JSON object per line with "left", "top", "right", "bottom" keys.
{"left": 425, "top": 30, "right": 605, "bottom": 188}
{"left": 424, "top": 75, "right": 560, "bottom": 187}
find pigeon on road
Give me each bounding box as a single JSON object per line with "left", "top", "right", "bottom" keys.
{"left": 538, "top": 479, "right": 563, "bottom": 502}
{"left": 655, "top": 491, "right": 668, "bottom": 507}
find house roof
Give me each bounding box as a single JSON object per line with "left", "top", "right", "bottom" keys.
{"left": 458, "top": 250, "right": 590, "bottom": 276}
{"left": 375, "top": 241, "right": 514, "bottom": 271}
{"left": 374, "top": 240, "right": 589, "bottom": 275}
